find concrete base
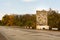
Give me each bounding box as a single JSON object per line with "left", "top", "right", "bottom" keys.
{"left": 36, "top": 25, "right": 49, "bottom": 30}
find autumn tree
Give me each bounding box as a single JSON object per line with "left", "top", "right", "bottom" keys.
{"left": 48, "top": 9, "right": 60, "bottom": 30}
{"left": 2, "top": 14, "right": 36, "bottom": 29}
{"left": 2, "top": 14, "right": 15, "bottom": 26}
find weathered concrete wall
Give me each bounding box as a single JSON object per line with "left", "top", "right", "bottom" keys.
{"left": 36, "top": 10, "right": 49, "bottom": 29}
{"left": 36, "top": 25, "right": 49, "bottom": 30}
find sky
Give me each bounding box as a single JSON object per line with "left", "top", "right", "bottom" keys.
{"left": 0, "top": 0, "right": 60, "bottom": 20}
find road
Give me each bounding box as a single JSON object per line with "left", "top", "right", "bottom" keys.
{"left": 0, "top": 26, "right": 60, "bottom": 40}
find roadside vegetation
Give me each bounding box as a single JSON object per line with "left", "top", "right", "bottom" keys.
{"left": 1, "top": 14, "right": 36, "bottom": 29}
{"left": 0, "top": 9, "right": 60, "bottom": 30}
{"left": 48, "top": 9, "right": 60, "bottom": 30}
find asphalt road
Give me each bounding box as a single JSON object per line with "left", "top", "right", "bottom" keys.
{"left": 0, "top": 26, "right": 60, "bottom": 40}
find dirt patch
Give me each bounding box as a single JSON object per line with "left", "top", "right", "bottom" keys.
{"left": 0, "top": 33, "right": 7, "bottom": 40}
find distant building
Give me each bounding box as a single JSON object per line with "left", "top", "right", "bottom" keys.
{"left": 36, "top": 10, "right": 49, "bottom": 30}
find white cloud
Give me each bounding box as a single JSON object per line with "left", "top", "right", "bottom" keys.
{"left": 35, "top": 6, "right": 49, "bottom": 11}
{"left": 22, "top": 0, "right": 36, "bottom": 2}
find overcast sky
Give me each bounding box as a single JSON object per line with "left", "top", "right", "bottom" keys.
{"left": 0, "top": 0, "right": 60, "bottom": 20}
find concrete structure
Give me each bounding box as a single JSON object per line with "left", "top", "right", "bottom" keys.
{"left": 36, "top": 10, "right": 49, "bottom": 30}
{"left": 36, "top": 25, "right": 49, "bottom": 30}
